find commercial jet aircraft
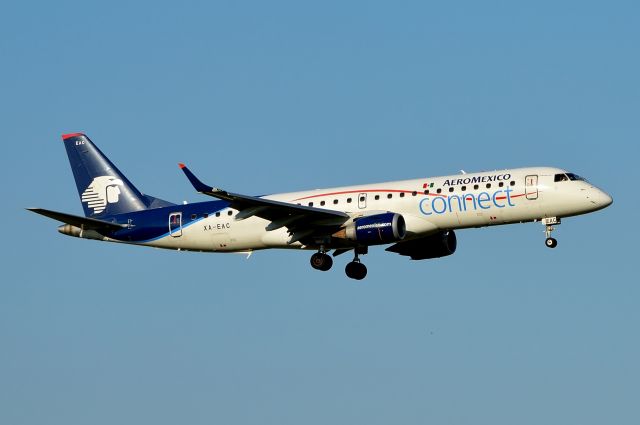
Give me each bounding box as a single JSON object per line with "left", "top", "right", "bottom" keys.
{"left": 29, "top": 133, "right": 613, "bottom": 280}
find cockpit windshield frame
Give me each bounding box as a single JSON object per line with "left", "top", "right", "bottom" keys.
{"left": 555, "top": 173, "right": 587, "bottom": 182}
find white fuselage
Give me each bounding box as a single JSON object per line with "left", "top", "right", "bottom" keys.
{"left": 127, "top": 167, "right": 611, "bottom": 253}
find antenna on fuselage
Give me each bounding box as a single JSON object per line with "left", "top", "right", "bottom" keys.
{"left": 460, "top": 170, "right": 467, "bottom": 174}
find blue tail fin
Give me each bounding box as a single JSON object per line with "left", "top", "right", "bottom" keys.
{"left": 62, "top": 133, "right": 174, "bottom": 217}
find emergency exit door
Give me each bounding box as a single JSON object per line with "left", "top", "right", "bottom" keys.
{"left": 358, "top": 193, "right": 367, "bottom": 209}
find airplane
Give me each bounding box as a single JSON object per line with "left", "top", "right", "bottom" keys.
{"left": 29, "top": 133, "right": 613, "bottom": 280}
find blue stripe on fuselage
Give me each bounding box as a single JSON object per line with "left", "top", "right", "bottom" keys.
{"left": 101, "top": 200, "right": 230, "bottom": 243}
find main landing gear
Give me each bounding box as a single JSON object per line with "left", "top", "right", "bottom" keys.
{"left": 345, "top": 258, "right": 367, "bottom": 280}
{"left": 310, "top": 246, "right": 368, "bottom": 280}
{"left": 344, "top": 247, "right": 368, "bottom": 280}
{"left": 310, "top": 251, "right": 333, "bottom": 271}
{"left": 542, "top": 217, "right": 560, "bottom": 248}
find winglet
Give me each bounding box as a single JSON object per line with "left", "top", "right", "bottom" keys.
{"left": 179, "top": 163, "right": 216, "bottom": 193}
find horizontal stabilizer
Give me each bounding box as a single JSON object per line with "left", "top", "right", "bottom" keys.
{"left": 27, "top": 208, "right": 127, "bottom": 232}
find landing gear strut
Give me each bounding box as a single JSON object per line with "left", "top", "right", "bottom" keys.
{"left": 310, "top": 246, "right": 368, "bottom": 279}
{"left": 310, "top": 248, "right": 333, "bottom": 271}
{"left": 542, "top": 217, "right": 560, "bottom": 248}
{"left": 345, "top": 248, "right": 367, "bottom": 280}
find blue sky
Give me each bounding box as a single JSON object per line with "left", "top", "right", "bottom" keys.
{"left": 1, "top": 1, "right": 638, "bottom": 424}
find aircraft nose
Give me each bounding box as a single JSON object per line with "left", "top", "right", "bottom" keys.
{"left": 600, "top": 191, "right": 613, "bottom": 207}
{"left": 590, "top": 188, "right": 613, "bottom": 209}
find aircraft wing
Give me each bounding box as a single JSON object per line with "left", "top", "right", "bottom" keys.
{"left": 179, "top": 164, "right": 349, "bottom": 243}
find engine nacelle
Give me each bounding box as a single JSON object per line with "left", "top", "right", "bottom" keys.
{"left": 334, "top": 213, "right": 406, "bottom": 245}
{"left": 386, "top": 230, "right": 457, "bottom": 260}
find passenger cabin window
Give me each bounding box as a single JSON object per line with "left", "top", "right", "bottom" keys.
{"left": 400, "top": 192, "right": 405, "bottom": 198}
{"left": 387, "top": 194, "right": 393, "bottom": 199}
{"left": 333, "top": 199, "right": 338, "bottom": 205}
{"left": 228, "top": 210, "right": 233, "bottom": 216}
{"left": 191, "top": 214, "right": 197, "bottom": 220}
{"left": 412, "top": 191, "right": 417, "bottom": 196}
{"left": 215, "top": 212, "right": 220, "bottom": 217}
{"left": 375, "top": 195, "right": 380, "bottom": 200}
{"left": 436, "top": 188, "right": 442, "bottom": 194}
{"left": 474, "top": 184, "right": 479, "bottom": 190}
{"left": 486, "top": 183, "right": 491, "bottom": 189}
{"left": 308, "top": 202, "right": 313, "bottom": 207}
{"left": 320, "top": 200, "right": 325, "bottom": 206}
{"left": 461, "top": 186, "right": 466, "bottom": 191}
{"left": 499, "top": 182, "right": 504, "bottom": 187}
{"left": 510, "top": 181, "right": 515, "bottom": 186}
{"left": 347, "top": 198, "right": 352, "bottom": 203}
{"left": 448, "top": 187, "right": 454, "bottom": 193}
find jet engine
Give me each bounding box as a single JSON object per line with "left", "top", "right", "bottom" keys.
{"left": 385, "top": 230, "right": 457, "bottom": 260}
{"left": 333, "top": 213, "right": 406, "bottom": 245}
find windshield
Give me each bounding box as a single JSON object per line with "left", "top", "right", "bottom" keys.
{"left": 566, "top": 173, "right": 587, "bottom": 182}
{"left": 555, "top": 173, "right": 587, "bottom": 182}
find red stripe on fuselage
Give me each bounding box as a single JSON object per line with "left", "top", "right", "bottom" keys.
{"left": 292, "top": 189, "right": 416, "bottom": 201}
{"left": 292, "top": 188, "right": 527, "bottom": 202}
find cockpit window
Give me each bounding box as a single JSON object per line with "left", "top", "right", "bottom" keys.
{"left": 566, "top": 173, "right": 586, "bottom": 181}
{"left": 555, "top": 173, "right": 587, "bottom": 182}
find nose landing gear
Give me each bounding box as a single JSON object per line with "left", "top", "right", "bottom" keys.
{"left": 542, "top": 217, "right": 560, "bottom": 248}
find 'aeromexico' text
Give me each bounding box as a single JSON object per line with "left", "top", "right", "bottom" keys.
{"left": 443, "top": 174, "right": 511, "bottom": 186}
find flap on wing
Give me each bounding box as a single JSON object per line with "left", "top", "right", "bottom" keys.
{"left": 179, "top": 164, "right": 349, "bottom": 227}
{"left": 27, "top": 208, "right": 127, "bottom": 232}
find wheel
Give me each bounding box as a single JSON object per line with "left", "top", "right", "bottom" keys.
{"left": 310, "top": 253, "right": 333, "bottom": 271}
{"left": 345, "top": 261, "right": 367, "bottom": 280}
{"left": 545, "top": 237, "right": 558, "bottom": 248}
{"left": 320, "top": 254, "right": 333, "bottom": 271}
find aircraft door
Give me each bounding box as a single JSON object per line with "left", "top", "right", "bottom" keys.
{"left": 525, "top": 175, "right": 539, "bottom": 200}
{"left": 169, "top": 212, "right": 182, "bottom": 237}
{"left": 358, "top": 193, "right": 367, "bottom": 209}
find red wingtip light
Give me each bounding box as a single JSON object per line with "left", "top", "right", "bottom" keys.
{"left": 62, "top": 132, "right": 84, "bottom": 140}
{"left": 178, "top": 163, "right": 186, "bottom": 169}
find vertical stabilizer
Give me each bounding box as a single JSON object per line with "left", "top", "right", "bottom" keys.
{"left": 62, "top": 133, "right": 148, "bottom": 217}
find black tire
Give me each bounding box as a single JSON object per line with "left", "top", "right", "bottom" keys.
{"left": 320, "top": 254, "right": 333, "bottom": 271}
{"left": 310, "top": 253, "right": 333, "bottom": 271}
{"left": 345, "top": 261, "right": 367, "bottom": 280}
{"left": 545, "top": 237, "right": 558, "bottom": 248}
